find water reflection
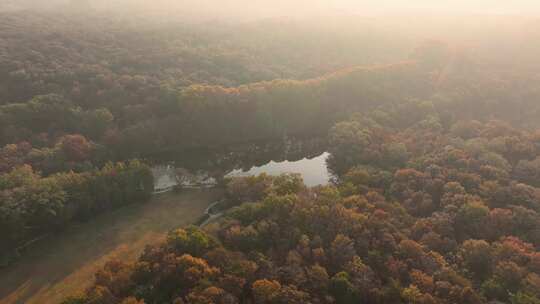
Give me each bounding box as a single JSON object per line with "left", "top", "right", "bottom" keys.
{"left": 150, "top": 138, "right": 330, "bottom": 189}
{"left": 226, "top": 152, "right": 330, "bottom": 187}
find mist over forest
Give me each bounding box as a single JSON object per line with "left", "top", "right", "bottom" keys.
{"left": 5, "top": 0, "right": 540, "bottom": 15}
{"left": 1, "top": 2, "right": 540, "bottom": 304}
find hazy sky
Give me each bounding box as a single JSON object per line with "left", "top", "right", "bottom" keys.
{"left": 129, "top": 0, "right": 540, "bottom": 16}
{"left": 6, "top": 0, "right": 540, "bottom": 18}
{"left": 325, "top": 0, "right": 540, "bottom": 14}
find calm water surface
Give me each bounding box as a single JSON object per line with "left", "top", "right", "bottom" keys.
{"left": 226, "top": 152, "right": 330, "bottom": 187}
{"left": 153, "top": 138, "right": 331, "bottom": 189}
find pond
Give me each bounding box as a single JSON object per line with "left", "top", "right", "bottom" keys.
{"left": 151, "top": 138, "right": 332, "bottom": 190}
{"left": 226, "top": 152, "right": 330, "bottom": 187}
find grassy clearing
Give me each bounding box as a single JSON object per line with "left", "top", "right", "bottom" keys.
{"left": 0, "top": 189, "right": 220, "bottom": 304}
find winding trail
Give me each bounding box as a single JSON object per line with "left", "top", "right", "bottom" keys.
{"left": 0, "top": 189, "right": 221, "bottom": 304}
{"left": 200, "top": 200, "right": 225, "bottom": 227}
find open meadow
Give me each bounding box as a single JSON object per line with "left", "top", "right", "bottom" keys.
{"left": 0, "top": 190, "right": 220, "bottom": 304}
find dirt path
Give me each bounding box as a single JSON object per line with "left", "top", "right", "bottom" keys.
{"left": 0, "top": 189, "right": 220, "bottom": 304}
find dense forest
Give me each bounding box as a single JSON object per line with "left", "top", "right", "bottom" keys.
{"left": 64, "top": 109, "right": 540, "bottom": 303}
{"left": 1, "top": 5, "right": 540, "bottom": 304}
{"left": 64, "top": 106, "right": 540, "bottom": 304}
{"left": 0, "top": 12, "right": 413, "bottom": 263}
